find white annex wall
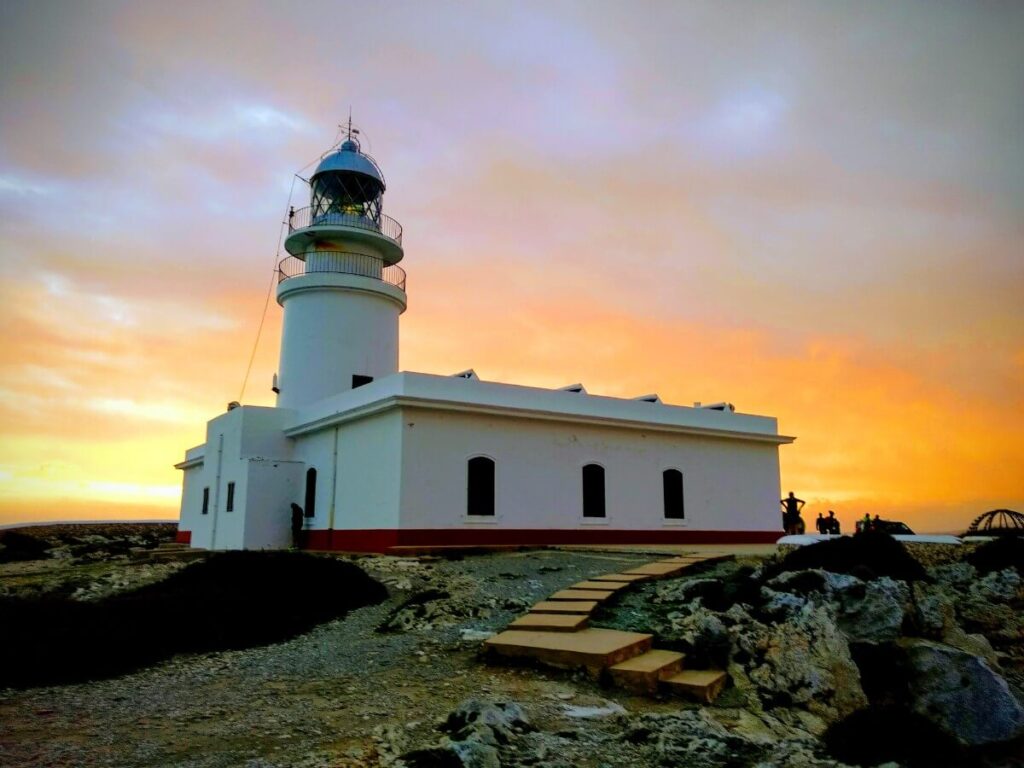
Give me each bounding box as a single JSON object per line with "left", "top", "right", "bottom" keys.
{"left": 295, "top": 410, "right": 404, "bottom": 532}
{"left": 397, "top": 407, "right": 782, "bottom": 532}
{"left": 181, "top": 406, "right": 301, "bottom": 550}
{"left": 243, "top": 459, "right": 305, "bottom": 549}
{"left": 179, "top": 464, "right": 206, "bottom": 541}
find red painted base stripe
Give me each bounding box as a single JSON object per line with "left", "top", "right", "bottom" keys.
{"left": 303, "top": 528, "right": 780, "bottom": 553}
{"left": 175, "top": 530, "right": 192, "bottom": 544}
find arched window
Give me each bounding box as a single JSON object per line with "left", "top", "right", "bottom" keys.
{"left": 582, "top": 464, "right": 606, "bottom": 518}
{"left": 467, "top": 456, "right": 495, "bottom": 516}
{"left": 663, "top": 469, "right": 685, "bottom": 519}
{"left": 304, "top": 468, "right": 317, "bottom": 518}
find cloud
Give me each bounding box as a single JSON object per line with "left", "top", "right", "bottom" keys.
{"left": 0, "top": 1, "right": 1021, "bottom": 530}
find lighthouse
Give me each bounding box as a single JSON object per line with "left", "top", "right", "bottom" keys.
{"left": 275, "top": 127, "right": 406, "bottom": 409}
{"left": 175, "top": 123, "right": 793, "bottom": 554}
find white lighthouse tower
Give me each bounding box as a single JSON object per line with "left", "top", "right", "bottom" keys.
{"left": 275, "top": 126, "right": 406, "bottom": 409}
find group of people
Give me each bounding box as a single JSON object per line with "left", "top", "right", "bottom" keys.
{"left": 815, "top": 510, "right": 841, "bottom": 535}
{"left": 780, "top": 492, "right": 841, "bottom": 535}
{"left": 855, "top": 513, "right": 885, "bottom": 534}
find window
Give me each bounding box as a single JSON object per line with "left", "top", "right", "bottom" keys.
{"left": 352, "top": 374, "right": 373, "bottom": 389}
{"left": 467, "top": 457, "right": 495, "bottom": 516}
{"left": 226, "top": 481, "right": 235, "bottom": 512}
{"left": 201, "top": 487, "right": 210, "bottom": 515}
{"left": 304, "top": 468, "right": 317, "bottom": 518}
{"left": 582, "top": 464, "right": 605, "bottom": 518}
{"left": 663, "top": 469, "right": 685, "bottom": 519}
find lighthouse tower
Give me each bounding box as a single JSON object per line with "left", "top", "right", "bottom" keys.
{"left": 275, "top": 127, "right": 406, "bottom": 409}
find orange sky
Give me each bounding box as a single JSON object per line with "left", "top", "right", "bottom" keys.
{"left": 1, "top": 2, "right": 1022, "bottom": 533}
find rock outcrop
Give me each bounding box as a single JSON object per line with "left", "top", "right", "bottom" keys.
{"left": 903, "top": 639, "right": 1024, "bottom": 745}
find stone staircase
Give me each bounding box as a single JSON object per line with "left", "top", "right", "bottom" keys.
{"left": 484, "top": 554, "right": 730, "bottom": 703}
{"left": 129, "top": 541, "right": 208, "bottom": 563}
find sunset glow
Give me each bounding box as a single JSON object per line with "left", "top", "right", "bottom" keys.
{"left": 1, "top": 2, "right": 1021, "bottom": 533}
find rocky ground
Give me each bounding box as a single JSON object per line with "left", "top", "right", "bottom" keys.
{"left": 1, "top": 528, "right": 1022, "bottom": 768}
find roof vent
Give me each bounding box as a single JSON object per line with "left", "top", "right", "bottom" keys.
{"left": 699, "top": 401, "right": 735, "bottom": 412}
{"left": 559, "top": 383, "right": 587, "bottom": 394}
{"left": 227, "top": 401, "right": 241, "bottom": 411}
{"left": 632, "top": 393, "right": 662, "bottom": 403}
{"left": 451, "top": 369, "right": 479, "bottom": 380}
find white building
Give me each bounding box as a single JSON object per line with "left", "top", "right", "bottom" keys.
{"left": 176, "top": 130, "right": 794, "bottom": 552}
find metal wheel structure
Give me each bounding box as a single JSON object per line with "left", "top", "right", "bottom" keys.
{"left": 964, "top": 509, "right": 1024, "bottom": 536}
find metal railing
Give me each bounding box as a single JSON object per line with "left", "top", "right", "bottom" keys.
{"left": 277, "top": 252, "right": 407, "bottom": 292}
{"left": 287, "top": 207, "right": 403, "bottom": 245}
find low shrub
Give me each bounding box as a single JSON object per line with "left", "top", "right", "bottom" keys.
{"left": 0, "top": 551, "right": 387, "bottom": 689}
{"left": 0, "top": 530, "right": 51, "bottom": 563}
{"left": 773, "top": 532, "right": 928, "bottom": 582}
{"left": 967, "top": 536, "right": 1024, "bottom": 574}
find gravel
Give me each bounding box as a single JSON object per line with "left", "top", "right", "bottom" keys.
{"left": 0, "top": 548, "right": 658, "bottom": 767}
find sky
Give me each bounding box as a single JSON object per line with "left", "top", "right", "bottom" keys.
{"left": 0, "top": 1, "right": 1021, "bottom": 534}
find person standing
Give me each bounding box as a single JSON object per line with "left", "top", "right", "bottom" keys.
{"left": 815, "top": 513, "right": 827, "bottom": 534}
{"left": 290, "top": 503, "right": 304, "bottom": 549}
{"left": 781, "top": 492, "right": 806, "bottom": 535}
{"left": 827, "top": 510, "right": 840, "bottom": 534}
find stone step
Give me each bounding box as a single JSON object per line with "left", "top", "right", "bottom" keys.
{"left": 531, "top": 600, "right": 598, "bottom": 615}
{"left": 549, "top": 589, "right": 615, "bottom": 602}
{"left": 508, "top": 613, "right": 589, "bottom": 632}
{"left": 664, "top": 669, "right": 728, "bottom": 703}
{"left": 608, "top": 649, "right": 686, "bottom": 694}
{"left": 142, "top": 548, "right": 208, "bottom": 563}
{"left": 570, "top": 580, "right": 630, "bottom": 591}
{"left": 589, "top": 573, "right": 651, "bottom": 583}
{"left": 484, "top": 628, "right": 652, "bottom": 676}
{"left": 622, "top": 562, "right": 689, "bottom": 579}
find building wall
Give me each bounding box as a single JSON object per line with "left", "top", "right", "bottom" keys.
{"left": 396, "top": 407, "right": 782, "bottom": 538}
{"left": 242, "top": 458, "right": 305, "bottom": 549}
{"left": 178, "top": 463, "right": 206, "bottom": 544}
{"left": 181, "top": 406, "right": 300, "bottom": 550}
{"left": 297, "top": 410, "right": 403, "bottom": 549}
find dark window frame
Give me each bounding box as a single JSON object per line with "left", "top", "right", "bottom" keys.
{"left": 582, "top": 463, "right": 606, "bottom": 518}
{"left": 225, "top": 481, "right": 235, "bottom": 512}
{"left": 201, "top": 487, "right": 210, "bottom": 515}
{"left": 304, "top": 468, "right": 317, "bottom": 518}
{"left": 663, "top": 469, "right": 685, "bottom": 519}
{"left": 466, "top": 456, "right": 496, "bottom": 517}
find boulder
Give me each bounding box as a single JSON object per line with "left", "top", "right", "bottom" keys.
{"left": 929, "top": 562, "right": 977, "bottom": 589}
{"left": 970, "top": 567, "right": 1023, "bottom": 602}
{"left": 834, "top": 577, "right": 910, "bottom": 643}
{"left": 911, "top": 583, "right": 957, "bottom": 639}
{"left": 765, "top": 570, "right": 910, "bottom": 643}
{"left": 624, "top": 710, "right": 767, "bottom": 768}
{"left": 663, "top": 605, "right": 731, "bottom": 668}
{"left": 403, "top": 699, "right": 532, "bottom": 768}
{"left": 903, "top": 639, "right": 1024, "bottom": 745}
{"left": 732, "top": 604, "right": 867, "bottom": 724}
{"left": 441, "top": 699, "right": 532, "bottom": 746}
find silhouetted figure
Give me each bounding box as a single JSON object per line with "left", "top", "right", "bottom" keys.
{"left": 291, "top": 503, "right": 304, "bottom": 549}
{"left": 872, "top": 514, "right": 882, "bottom": 533}
{"left": 781, "top": 492, "right": 806, "bottom": 535}
{"left": 827, "top": 510, "right": 841, "bottom": 535}
{"left": 816, "top": 513, "right": 827, "bottom": 534}
{"left": 857, "top": 513, "right": 872, "bottom": 534}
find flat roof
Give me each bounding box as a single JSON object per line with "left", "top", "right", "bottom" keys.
{"left": 285, "top": 371, "right": 795, "bottom": 445}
